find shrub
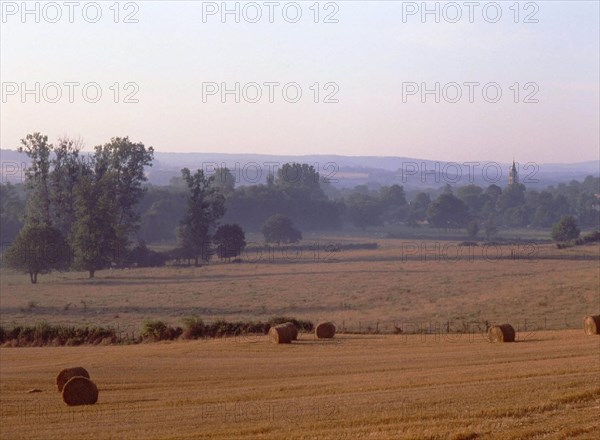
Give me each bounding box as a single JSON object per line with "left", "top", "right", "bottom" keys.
{"left": 552, "top": 215, "right": 580, "bottom": 242}
{"left": 141, "top": 320, "right": 169, "bottom": 341}
{"left": 182, "top": 316, "right": 204, "bottom": 339}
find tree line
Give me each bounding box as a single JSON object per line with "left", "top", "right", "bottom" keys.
{"left": 1, "top": 133, "right": 599, "bottom": 282}
{"left": 1, "top": 134, "right": 310, "bottom": 282}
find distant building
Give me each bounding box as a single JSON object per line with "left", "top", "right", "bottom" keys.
{"left": 508, "top": 160, "right": 519, "bottom": 185}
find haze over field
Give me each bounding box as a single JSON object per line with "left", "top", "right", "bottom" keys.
{"left": 1, "top": 1, "right": 599, "bottom": 162}
{"left": 1, "top": 2, "right": 599, "bottom": 439}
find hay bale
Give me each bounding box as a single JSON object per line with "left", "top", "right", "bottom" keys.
{"left": 61, "top": 376, "right": 98, "bottom": 406}
{"left": 56, "top": 367, "right": 90, "bottom": 392}
{"left": 488, "top": 324, "right": 515, "bottom": 343}
{"left": 269, "top": 324, "right": 292, "bottom": 344}
{"left": 315, "top": 322, "right": 336, "bottom": 339}
{"left": 284, "top": 322, "right": 298, "bottom": 341}
{"left": 583, "top": 315, "right": 600, "bottom": 335}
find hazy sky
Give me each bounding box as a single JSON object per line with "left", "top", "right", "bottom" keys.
{"left": 1, "top": 1, "right": 599, "bottom": 163}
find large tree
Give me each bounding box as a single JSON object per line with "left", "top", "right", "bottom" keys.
{"left": 211, "top": 167, "right": 236, "bottom": 196}
{"left": 427, "top": 193, "right": 470, "bottom": 229}
{"left": 379, "top": 185, "right": 408, "bottom": 224}
{"left": 93, "top": 137, "right": 154, "bottom": 260}
{"left": 18, "top": 133, "right": 52, "bottom": 225}
{"left": 406, "top": 192, "right": 431, "bottom": 225}
{"left": 0, "top": 183, "right": 24, "bottom": 243}
{"left": 4, "top": 224, "right": 70, "bottom": 283}
{"left": 213, "top": 224, "right": 246, "bottom": 261}
{"left": 346, "top": 192, "right": 383, "bottom": 230}
{"left": 70, "top": 168, "right": 118, "bottom": 278}
{"left": 178, "top": 168, "right": 226, "bottom": 266}
{"left": 262, "top": 214, "right": 302, "bottom": 244}
{"left": 50, "top": 136, "right": 86, "bottom": 236}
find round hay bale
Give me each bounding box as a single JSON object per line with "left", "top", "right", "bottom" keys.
{"left": 61, "top": 376, "right": 98, "bottom": 406}
{"left": 315, "top": 322, "right": 336, "bottom": 339}
{"left": 488, "top": 324, "right": 515, "bottom": 343}
{"left": 56, "top": 367, "right": 90, "bottom": 392}
{"left": 583, "top": 315, "right": 600, "bottom": 335}
{"left": 284, "top": 322, "right": 298, "bottom": 341}
{"left": 269, "top": 324, "right": 292, "bottom": 344}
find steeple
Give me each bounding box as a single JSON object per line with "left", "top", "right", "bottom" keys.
{"left": 508, "top": 159, "right": 519, "bottom": 185}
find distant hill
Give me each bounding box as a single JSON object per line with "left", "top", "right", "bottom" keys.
{"left": 2, "top": 148, "right": 598, "bottom": 189}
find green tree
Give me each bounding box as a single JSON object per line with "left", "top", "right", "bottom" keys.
{"left": 211, "top": 167, "right": 236, "bottom": 196}
{"left": 93, "top": 137, "right": 154, "bottom": 259}
{"left": 483, "top": 217, "right": 498, "bottom": 241}
{"left": 178, "top": 168, "right": 226, "bottom": 266}
{"left": 3, "top": 224, "right": 70, "bottom": 283}
{"left": 262, "top": 214, "right": 302, "bottom": 244}
{"left": 71, "top": 169, "right": 118, "bottom": 278}
{"left": 406, "top": 192, "right": 431, "bottom": 224}
{"left": 50, "top": 136, "right": 86, "bottom": 237}
{"left": 0, "top": 183, "right": 24, "bottom": 242}
{"left": 213, "top": 224, "right": 246, "bottom": 261}
{"left": 18, "top": 133, "right": 52, "bottom": 225}
{"left": 346, "top": 193, "right": 383, "bottom": 229}
{"left": 379, "top": 184, "right": 408, "bottom": 224}
{"left": 456, "top": 185, "right": 484, "bottom": 219}
{"left": 466, "top": 220, "right": 479, "bottom": 239}
{"left": 427, "top": 193, "right": 469, "bottom": 229}
{"left": 500, "top": 183, "right": 526, "bottom": 207}
{"left": 276, "top": 163, "right": 323, "bottom": 196}
{"left": 552, "top": 215, "right": 580, "bottom": 242}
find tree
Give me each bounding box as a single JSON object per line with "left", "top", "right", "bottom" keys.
{"left": 346, "top": 193, "right": 383, "bottom": 229}
{"left": 213, "top": 224, "right": 246, "bottom": 261}
{"left": 71, "top": 169, "right": 118, "bottom": 278}
{"left": 456, "top": 185, "right": 484, "bottom": 219}
{"left": 93, "top": 137, "right": 154, "bottom": 260}
{"left": 552, "top": 215, "right": 580, "bottom": 242}
{"left": 262, "top": 214, "right": 302, "bottom": 244}
{"left": 49, "top": 136, "right": 86, "bottom": 237}
{"left": 276, "top": 163, "right": 323, "bottom": 196}
{"left": 497, "top": 183, "right": 526, "bottom": 212}
{"left": 406, "top": 192, "right": 431, "bottom": 224}
{"left": 427, "top": 193, "right": 469, "bottom": 229}
{"left": 211, "top": 167, "right": 236, "bottom": 196}
{"left": 0, "top": 183, "right": 24, "bottom": 243}
{"left": 178, "top": 168, "right": 226, "bottom": 266}
{"left": 466, "top": 221, "right": 479, "bottom": 239}
{"left": 379, "top": 185, "right": 408, "bottom": 224}
{"left": 4, "top": 224, "right": 70, "bottom": 283}
{"left": 483, "top": 217, "right": 498, "bottom": 241}
{"left": 18, "top": 133, "right": 52, "bottom": 225}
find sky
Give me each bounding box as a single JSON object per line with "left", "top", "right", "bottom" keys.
{"left": 1, "top": 1, "right": 599, "bottom": 163}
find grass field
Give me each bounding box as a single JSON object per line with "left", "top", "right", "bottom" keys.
{"left": 1, "top": 330, "right": 599, "bottom": 439}
{"left": 0, "top": 238, "right": 599, "bottom": 439}
{"left": 1, "top": 240, "right": 598, "bottom": 334}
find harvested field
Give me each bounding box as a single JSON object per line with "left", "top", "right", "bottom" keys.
{"left": 0, "top": 330, "right": 599, "bottom": 439}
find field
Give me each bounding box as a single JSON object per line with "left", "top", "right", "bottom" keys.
{"left": 1, "top": 330, "right": 599, "bottom": 439}
{"left": 0, "top": 240, "right": 598, "bottom": 333}
{"left": 0, "top": 238, "right": 599, "bottom": 439}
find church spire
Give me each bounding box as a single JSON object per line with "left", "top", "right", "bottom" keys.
{"left": 509, "top": 159, "right": 519, "bottom": 185}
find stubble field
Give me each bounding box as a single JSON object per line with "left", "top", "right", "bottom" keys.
{"left": 0, "top": 239, "right": 599, "bottom": 439}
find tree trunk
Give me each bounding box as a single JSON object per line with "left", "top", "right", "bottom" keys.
{"left": 30, "top": 272, "right": 37, "bottom": 284}
{"left": 89, "top": 269, "right": 95, "bottom": 279}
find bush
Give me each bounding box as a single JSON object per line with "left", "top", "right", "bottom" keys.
{"left": 181, "top": 316, "right": 205, "bottom": 339}
{"left": 0, "top": 323, "right": 118, "bottom": 347}
{"left": 141, "top": 320, "right": 169, "bottom": 341}
{"left": 127, "top": 241, "right": 168, "bottom": 267}
{"left": 552, "top": 215, "right": 580, "bottom": 242}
